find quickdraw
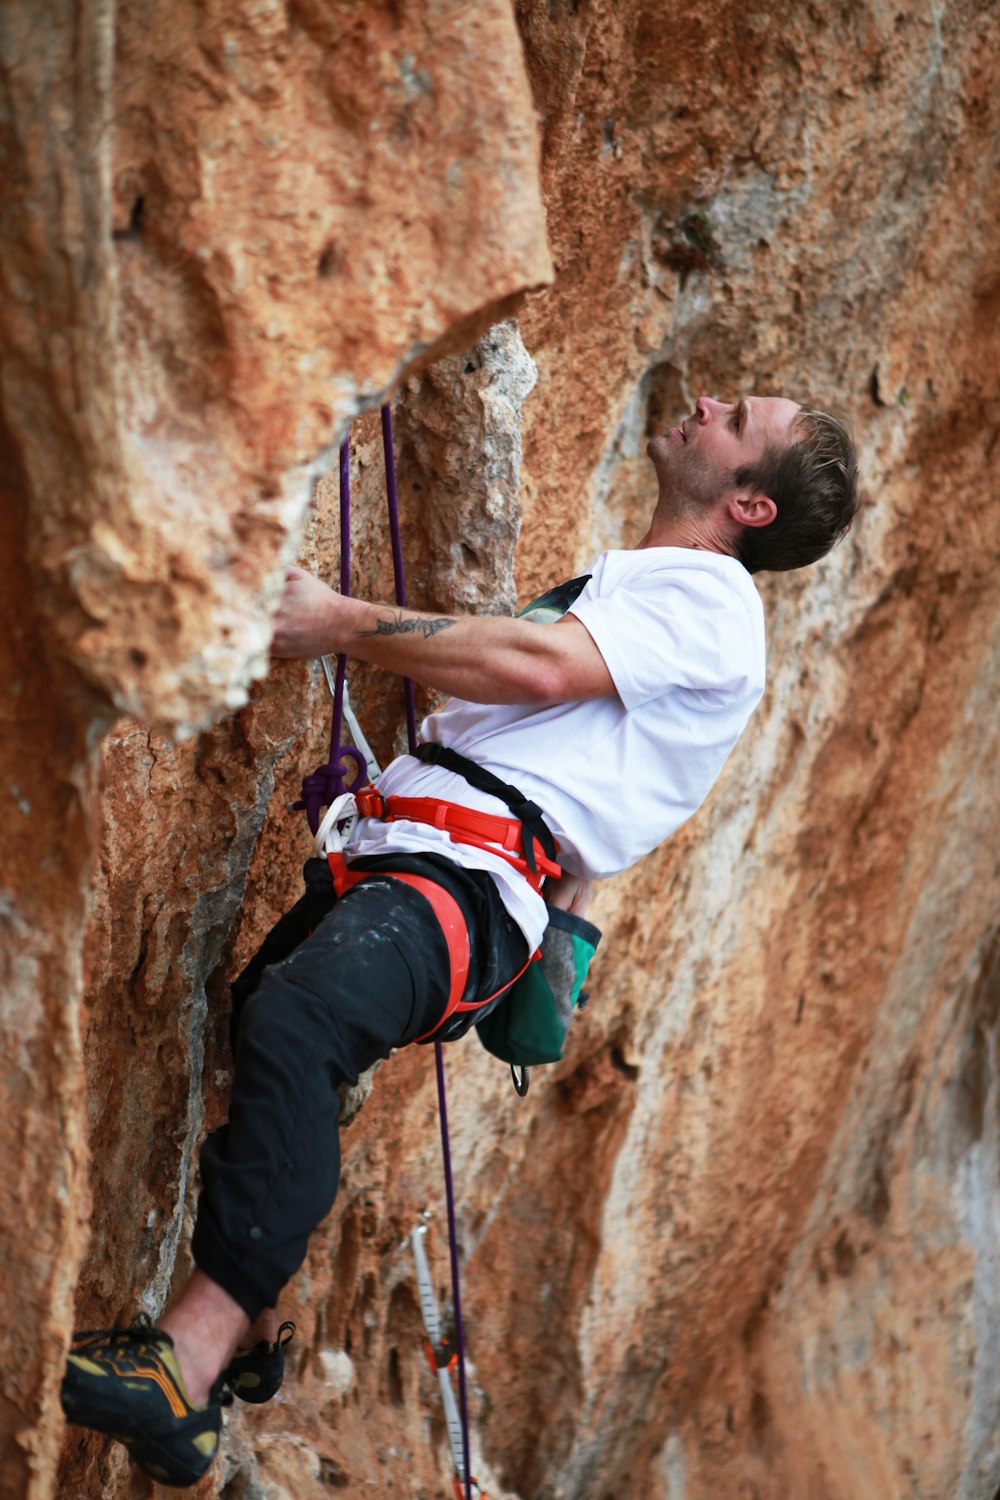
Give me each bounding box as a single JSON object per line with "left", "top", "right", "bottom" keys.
{"left": 411, "top": 1225, "right": 487, "bottom": 1500}
{"left": 292, "top": 442, "right": 368, "bottom": 832}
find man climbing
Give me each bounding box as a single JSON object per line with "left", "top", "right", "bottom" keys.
{"left": 61, "top": 395, "right": 859, "bottom": 1486}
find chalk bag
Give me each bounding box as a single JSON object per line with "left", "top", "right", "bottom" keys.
{"left": 475, "top": 905, "right": 601, "bottom": 1069}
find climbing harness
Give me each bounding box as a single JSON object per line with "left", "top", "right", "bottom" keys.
{"left": 339, "top": 781, "right": 560, "bottom": 889}
{"left": 327, "top": 844, "right": 538, "bottom": 1045}
{"left": 413, "top": 742, "right": 559, "bottom": 878}
{"left": 411, "top": 1224, "right": 486, "bottom": 1500}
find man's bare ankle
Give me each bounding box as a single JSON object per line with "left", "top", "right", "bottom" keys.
{"left": 158, "top": 1269, "right": 250, "bottom": 1407}
{"left": 156, "top": 1320, "right": 221, "bottom": 1407}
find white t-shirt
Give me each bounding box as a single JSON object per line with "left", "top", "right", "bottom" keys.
{"left": 347, "top": 547, "right": 765, "bottom": 949}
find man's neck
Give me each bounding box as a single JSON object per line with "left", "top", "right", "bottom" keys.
{"left": 636, "top": 511, "right": 734, "bottom": 554}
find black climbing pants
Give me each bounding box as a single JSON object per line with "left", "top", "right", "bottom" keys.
{"left": 192, "top": 855, "right": 528, "bottom": 1319}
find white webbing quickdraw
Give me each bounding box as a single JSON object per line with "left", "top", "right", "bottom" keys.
{"left": 311, "top": 671, "right": 382, "bottom": 858}
{"left": 410, "top": 1224, "right": 486, "bottom": 1500}
{"left": 312, "top": 792, "right": 360, "bottom": 859}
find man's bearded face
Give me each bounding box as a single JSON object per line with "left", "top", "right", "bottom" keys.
{"left": 648, "top": 395, "right": 801, "bottom": 511}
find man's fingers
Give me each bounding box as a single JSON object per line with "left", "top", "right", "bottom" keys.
{"left": 270, "top": 569, "right": 344, "bottom": 660}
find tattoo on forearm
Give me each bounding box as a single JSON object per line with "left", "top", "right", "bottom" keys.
{"left": 358, "top": 611, "right": 457, "bottom": 641}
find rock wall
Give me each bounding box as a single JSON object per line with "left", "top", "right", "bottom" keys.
{"left": 1, "top": 1, "right": 998, "bottom": 1497}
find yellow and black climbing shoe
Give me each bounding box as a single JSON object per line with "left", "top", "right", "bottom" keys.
{"left": 60, "top": 1321, "right": 231, "bottom": 1489}
{"left": 224, "top": 1320, "right": 296, "bottom": 1404}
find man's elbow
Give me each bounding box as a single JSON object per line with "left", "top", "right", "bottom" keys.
{"left": 513, "top": 657, "right": 610, "bottom": 707}
{"left": 507, "top": 659, "right": 565, "bottom": 705}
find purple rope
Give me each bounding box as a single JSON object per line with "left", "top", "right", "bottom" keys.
{"left": 382, "top": 403, "right": 472, "bottom": 1500}
{"left": 326, "top": 442, "right": 351, "bottom": 764}
{"left": 296, "top": 409, "right": 472, "bottom": 1493}
{"left": 381, "top": 405, "right": 419, "bottom": 752}
{"left": 434, "top": 1040, "right": 473, "bottom": 1500}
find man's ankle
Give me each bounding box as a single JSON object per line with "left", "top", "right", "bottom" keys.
{"left": 158, "top": 1269, "right": 250, "bottom": 1407}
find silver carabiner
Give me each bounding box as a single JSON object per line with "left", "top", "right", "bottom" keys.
{"left": 511, "top": 1064, "right": 530, "bottom": 1097}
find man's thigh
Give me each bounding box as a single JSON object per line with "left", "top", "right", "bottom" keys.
{"left": 235, "top": 872, "right": 453, "bottom": 1085}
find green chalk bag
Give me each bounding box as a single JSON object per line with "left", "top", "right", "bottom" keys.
{"left": 476, "top": 906, "right": 601, "bottom": 1088}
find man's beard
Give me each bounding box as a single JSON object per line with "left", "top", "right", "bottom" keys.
{"left": 661, "top": 447, "right": 732, "bottom": 515}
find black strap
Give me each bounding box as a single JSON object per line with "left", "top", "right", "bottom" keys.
{"left": 413, "top": 743, "right": 557, "bottom": 874}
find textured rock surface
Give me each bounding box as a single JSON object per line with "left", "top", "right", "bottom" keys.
{"left": 1, "top": 1, "right": 999, "bottom": 1497}
{"left": 1, "top": 0, "right": 550, "bottom": 738}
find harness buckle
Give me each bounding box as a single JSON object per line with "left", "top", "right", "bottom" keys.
{"left": 355, "top": 784, "right": 386, "bottom": 819}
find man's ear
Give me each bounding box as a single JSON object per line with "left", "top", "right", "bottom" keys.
{"left": 728, "top": 491, "right": 777, "bottom": 530}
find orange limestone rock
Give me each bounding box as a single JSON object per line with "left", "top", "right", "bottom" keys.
{"left": 1, "top": 0, "right": 551, "bottom": 738}
{"left": 1, "top": 2, "right": 999, "bottom": 1499}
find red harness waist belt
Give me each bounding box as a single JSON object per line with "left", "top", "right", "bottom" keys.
{"left": 353, "top": 785, "right": 562, "bottom": 891}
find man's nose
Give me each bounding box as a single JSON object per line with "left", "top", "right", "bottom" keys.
{"left": 695, "top": 396, "right": 731, "bottom": 423}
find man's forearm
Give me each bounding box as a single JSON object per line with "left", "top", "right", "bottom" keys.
{"left": 357, "top": 608, "right": 459, "bottom": 645}
{"left": 270, "top": 567, "right": 614, "bottom": 705}
{"left": 339, "top": 596, "right": 560, "bottom": 704}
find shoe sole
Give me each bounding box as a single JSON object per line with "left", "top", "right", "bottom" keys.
{"left": 225, "top": 1367, "right": 283, "bottom": 1404}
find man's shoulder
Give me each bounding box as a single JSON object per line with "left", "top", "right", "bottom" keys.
{"left": 593, "top": 546, "right": 761, "bottom": 608}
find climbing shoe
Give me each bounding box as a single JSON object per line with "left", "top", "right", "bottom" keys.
{"left": 224, "top": 1320, "right": 296, "bottom": 1404}
{"left": 61, "top": 1321, "right": 231, "bottom": 1488}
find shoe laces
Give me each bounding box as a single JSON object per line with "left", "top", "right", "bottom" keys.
{"left": 70, "top": 1314, "right": 234, "bottom": 1409}
{"left": 70, "top": 1314, "right": 166, "bottom": 1350}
